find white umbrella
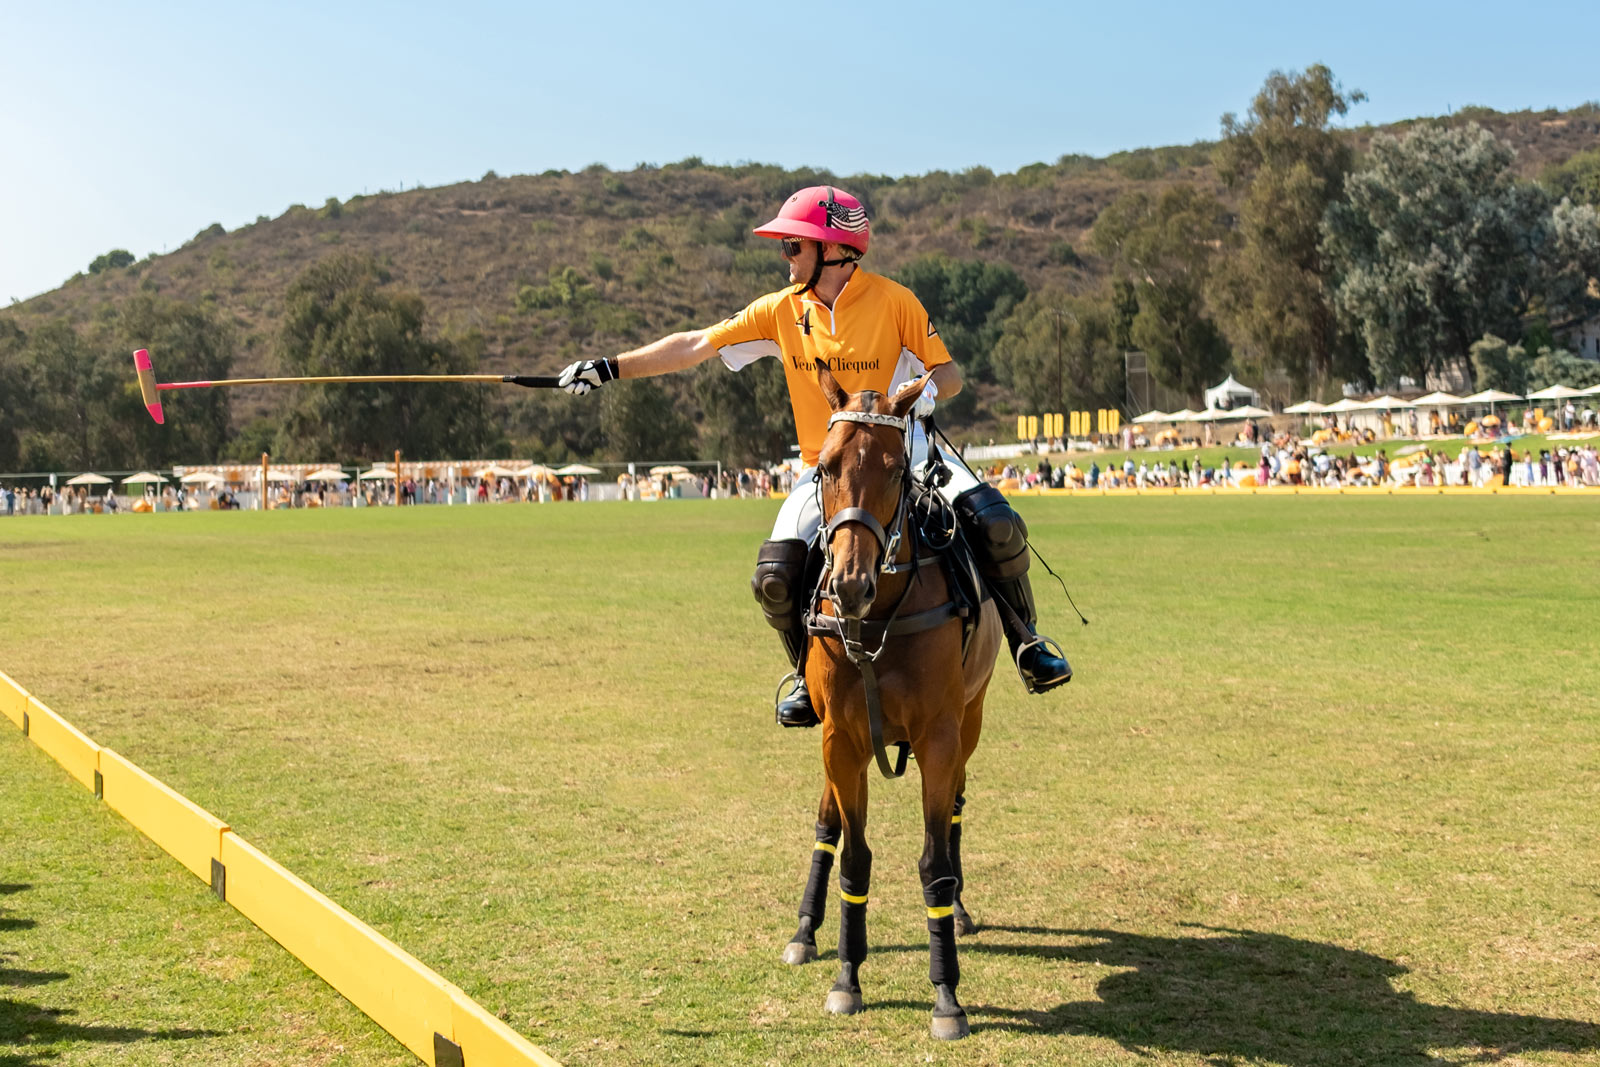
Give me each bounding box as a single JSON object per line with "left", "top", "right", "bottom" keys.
{"left": 1190, "top": 409, "right": 1229, "bottom": 422}
{"left": 1461, "top": 389, "right": 1522, "bottom": 403}
{"left": 1283, "top": 400, "right": 1326, "bottom": 414}
{"left": 304, "top": 468, "right": 347, "bottom": 482}
{"left": 1162, "top": 408, "right": 1201, "bottom": 422}
{"left": 1412, "top": 391, "right": 1465, "bottom": 406}
{"left": 554, "top": 463, "right": 601, "bottom": 476}
{"left": 64, "top": 472, "right": 112, "bottom": 485}
{"left": 1321, "top": 398, "right": 1368, "bottom": 414}
{"left": 1584, "top": 384, "right": 1600, "bottom": 396}
{"left": 178, "top": 470, "right": 223, "bottom": 484}
{"left": 1361, "top": 395, "right": 1416, "bottom": 410}
{"left": 649, "top": 465, "right": 693, "bottom": 476}
{"left": 1225, "top": 405, "right": 1273, "bottom": 419}
{"left": 358, "top": 468, "right": 395, "bottom": 481}
{"left": 1132, "top": 410, "right": 1169, "bottom": 424}
{"left": 121, "top": 471, "right": 168, "bottom": 485}
{"left": 473, "top": 464, "right": 520, "bottom": 479}
{"left": 1525, "top": 384, "right": 1587, "bottom": 400}
{"left": 514, "top": 464, "right": 550, "bottom": 478}
{"left": 264, "top": 469, "right": 298, "bottom": 482}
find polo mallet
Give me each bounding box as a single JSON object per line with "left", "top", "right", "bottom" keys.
{"left": 133, "top": 348, "right": 560, "bottom": 424}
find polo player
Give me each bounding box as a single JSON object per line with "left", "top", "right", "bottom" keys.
{"left": 558, "top": 185, "right": 1071, "bottom": 724}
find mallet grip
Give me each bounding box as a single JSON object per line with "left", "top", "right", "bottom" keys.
{"left": 502, "top": 375, "right": 561, "bottom": 389}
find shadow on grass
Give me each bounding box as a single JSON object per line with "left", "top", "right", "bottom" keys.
{"left": 1, "top": 888, "right": 220, "bottom": 1066}
{"left": 864, "top": 925, "right": 1600, "bottom": 1063}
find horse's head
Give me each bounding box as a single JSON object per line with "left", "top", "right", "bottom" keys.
{"left": 814, "top": 360, "right": 930, "bottom": 620}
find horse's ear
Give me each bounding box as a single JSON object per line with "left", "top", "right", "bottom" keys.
{"left": 890, "top": 372, "right": 933, "bottom": 419}
{"left": 815, "top": 359, "right": 848, "bottom": 412}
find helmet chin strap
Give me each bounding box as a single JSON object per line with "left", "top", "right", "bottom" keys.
{"left": 798, "top": 244, "right": 863, "bottom": 295}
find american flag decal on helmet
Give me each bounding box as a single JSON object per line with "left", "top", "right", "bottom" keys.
{"left": 819, "top": 189, "right": 868, "bottom": 233}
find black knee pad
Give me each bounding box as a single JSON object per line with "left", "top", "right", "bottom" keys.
{"left": 752, "top": 539, "right": 809, "bottom": 631}
{"left": 953, "top": 486, "right": 1030, "bottom": 580}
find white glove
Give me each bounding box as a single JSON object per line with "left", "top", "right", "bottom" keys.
{"left": 557, "top": 358, "right": 618, "bottom": 396}
{"left": 911, "top": 379, "right": 938, "bottom": 421}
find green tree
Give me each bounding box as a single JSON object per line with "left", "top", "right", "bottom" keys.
{"left": 598, "top": 377, "right": 696, "bottom": 461}
{"left": 99, "top": 294, "right": 235, "bottom": 467}
{"left": 693, "top": 357, "right": 796, "bottom": 468}
{"left": 1469, "top": 335, "right": 1528, "bottom": 394}
{"left": 1526, "top": 346, "right": 1600, "bottom": 391}
{"left": 276, "top": 254, "right": 492, "bottom": 461}
{"left": 0, "top": 320, "right": 28, "bottom": 470}
{"left": 893, "top": 255, "right": 1027, "bottom": 383}
{"left": 88, "top": 249, "right": 135, "bottom": 274}
{"left": 16, "top": 320, "right": 118, "bottom": 470}
{"left": 1209, "top": 65, "right": 1365, "bottom": 390}
{"left": 1091, "top": 186, "right": 1232, "bottom": 399}
{"left": 1542, "top": 147, "right": 1600, "bottom": 208}
{"left": 1323, "top": 124, "right": 1557, "bottom": 386}
{"left": 991, "top": 293, "right": 1123, "bottom": 415}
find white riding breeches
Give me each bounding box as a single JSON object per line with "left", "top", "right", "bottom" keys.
{"left": 770, "top": 437, "right": 982, "bottom": 543}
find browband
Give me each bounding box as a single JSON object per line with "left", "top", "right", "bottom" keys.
{"left": 827, "top": 411, "right": 908, "bottom": 433}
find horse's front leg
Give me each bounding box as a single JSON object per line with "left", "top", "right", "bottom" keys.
{"left": 781, "top": 786, "right": 840, "bottom": 965}
{"left": 915, "top": 729, "right": 968, "bottom": 1040}
{"left": 823, "top": 752, "right": 871, "bottom": 1015}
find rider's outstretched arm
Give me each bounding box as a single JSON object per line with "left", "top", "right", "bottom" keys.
{"left": 558, "top": 331, "right": 715, "bottom": 394}
{"left": 615, "top": 330, "right": 716, "bottom": 379}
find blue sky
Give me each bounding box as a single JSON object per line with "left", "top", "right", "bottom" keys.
{"left": 3, "top": 0, "right": 1596, "bottom": 303}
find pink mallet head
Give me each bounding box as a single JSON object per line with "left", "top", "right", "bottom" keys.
{"left": 133, "top": 349, "right": 163, "bottom": 424}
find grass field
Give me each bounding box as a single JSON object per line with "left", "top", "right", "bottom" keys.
{"left": 3, "top": 496, "right": 1599, "bottom": 1066}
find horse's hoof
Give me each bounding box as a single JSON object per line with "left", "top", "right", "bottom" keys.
{"left": 954, "top": 906, "right": 979, "bottom": 937}
{"left": 930, "top": 1012, "right": 969, "bottom": 1040}
{"left": 825, "top": 989, "right": 863, "bottom": 1015}
{"left": 781, "top": 940, "right": 818, "bottom": 965}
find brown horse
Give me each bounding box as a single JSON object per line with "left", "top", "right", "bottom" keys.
{"left": 778, "top": 362, "right": 1001, "bottom": 1040}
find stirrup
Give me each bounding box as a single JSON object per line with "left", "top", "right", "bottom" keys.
{"left": 773, "top": 671, "right": 820, "bottom": 728}
{"left": 1013, "top": 634, "right": 1072, "bottom": 693}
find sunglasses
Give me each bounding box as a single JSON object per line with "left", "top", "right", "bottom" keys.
{"left": 780, "top": 237, "right": 806, "bottom": 258}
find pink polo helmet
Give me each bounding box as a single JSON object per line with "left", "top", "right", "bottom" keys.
{"left": 752, "top": 185, "right": 871, "bottom": 254}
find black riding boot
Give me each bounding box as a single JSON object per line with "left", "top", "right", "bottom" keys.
{"left": 754, "top": 539, "right": 822, "bottom": 728}
{"left": 953, "top": 487, "right": 1072, "bottom": 693}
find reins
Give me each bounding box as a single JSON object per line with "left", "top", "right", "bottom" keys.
{"left": 810, "top": 410, "right": 960, "bottom": 779}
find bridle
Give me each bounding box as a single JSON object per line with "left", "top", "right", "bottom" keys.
{"left": 817, "top": 409, "right": 915, "bottom": 585}
{"left": 811, "top": 407, "right": 961, "bottom": 779}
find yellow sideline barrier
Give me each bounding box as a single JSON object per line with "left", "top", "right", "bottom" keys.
{"left": 99, "top": 748, "right": 228, "bottom": 883}
{"left": 0, "top": 670, "right": 26, "bottom": 729}
{"left": 24, "top": 696, "right": 99, "bottom": 790}
{"left": 0, "top": 671, "right": 562, "bottom": 1067}
{"left": 218, "top": 832, "right": 459, "bottom": 1063}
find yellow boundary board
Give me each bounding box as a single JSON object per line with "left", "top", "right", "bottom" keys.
{"left": 0, "top": 668, "right": 561, "bottom": 1067}
{"left": 1007, "top": 485, "right": 1598, "bottom": 497}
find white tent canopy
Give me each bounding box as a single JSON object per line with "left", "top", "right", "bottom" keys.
{"left": 121, "top": 471, "right": 168, "bottom": 484}
{"left": 1203, "top": 375, "right": 1259, "bottom": 412}
{"left": 1163, "top": 408, "right": 1201, "bottom": 422}
{"left": 1411, "top": 391, "right": 1465, "bottom": 406}
{"left": 1224, "top": 405, "right": 1273, "bottom": 419}
{"left": 357, "top": 468, "right": 395, "bottom": 481}
{"left": 1362, "top": 395, "right": 1415, "bottom": 410}
{"left": 1461, "top": 389, "right": 1522, "bottom": 403}
{"left": 514, "top": 464, "right": 551, "bottom": 478}
{"left": 1525, "top": 384, "right": 1587, "bottom": 400}
{"left": 64, "top": 472, "right": 112, "bottom": 485}
{"left": 1132, "top": 410, "right": 1169, "bottom": 424}
{"left": 178, "top": 471, "right": 224, "bottom": 484}
{"left": 1283, "top": 400, "right": 1326, "bottom": 414}
{"left": 1321, "top": 397, "right": 1368, "bottom": 414}
{"left": 1585, "top": 384, "right": 1600, "bottom": 396}
{"left": 554, "top": 463, "right": 601, "bottom": 476}
{"left": 304, "top": 468, "right": 347, "bottom": 482}
{"left": 473, "top": 464, "right": 520, "bottom": 479}
{"left": 1190, "top": 409, "right": 1229, "bottom": 422}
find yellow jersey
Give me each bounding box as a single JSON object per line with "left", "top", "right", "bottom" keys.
{"left": 702, "top": 269, "right": 952, "bottom": 465}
